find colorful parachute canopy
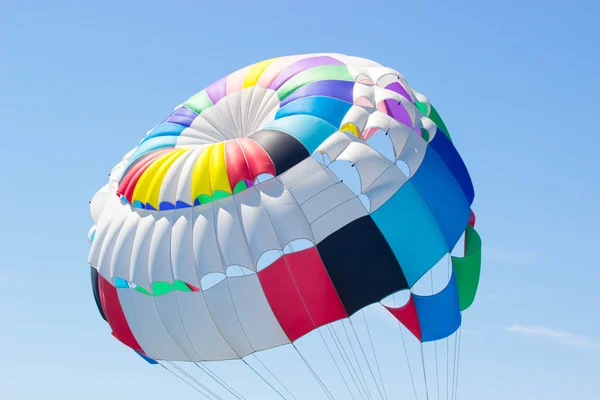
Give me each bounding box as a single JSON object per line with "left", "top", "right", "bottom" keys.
{"left": 87, "top": 53, "right": 481, "bottom": 369}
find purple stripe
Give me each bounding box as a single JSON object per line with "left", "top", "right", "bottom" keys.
{"left": 164, "top": 106, "right": 198, "bottom": 127}
{"left": 269, "top": 56, "right": 344, "bottom": 90}
{"left": 384, "top": 100, "right": 413, "bottom": 128}
{"left": 385, "top": 82, "right": 412, "bottom": 101}
{"left": 280, "top": 80, "right": 355, "bottom": 107}
{"left": 205, "top": 76, "right": 228, "bottom": 104}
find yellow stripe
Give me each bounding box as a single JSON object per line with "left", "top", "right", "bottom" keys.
{"left": 209, "top": 142, "right": 231, "bottom": 194}
{"left": 242, "top": 58, "right": 278, "bottom": 88}
{"left": 132, "top": 150, "right": 175, "bottom": 205}
{"left": 191, "top": 145, "right": 214, "bottom": 200}
{"left": 146, "top": 148, "right": 189, "bottom": 209}
{"left": 341, "top": 122, "right": 360, "bottom": 137}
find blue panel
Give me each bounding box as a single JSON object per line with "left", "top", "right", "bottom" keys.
{"left": 175, "top": 200, "right": 191, "bottom": 209}
{"left": 114, "top": 278, "right": 129, "bottom": 289}
{"left": 411, "top": 146, "right": 471, "bottom": 249}
{"left": 429, "top": 129, "right": 474, "bottom": 204}
{"left": 135, "top": 351, "right": 159, "bottom": 365}
{"left": 129, "top": 136, "right": 177, "bottom": 164}
{"left": 159, "top": 201, "right": 175, "bottom": 210}
{"left": 371, "top": 182, "right": 448, "bottom": 286}
{"left": 140, "top": 123, "right": 187, "bottom": 145}
{"left": 263, "top": 114, "right": 338, "bottom": 154}
{"left": 413, "top": 272, "right": 461, "bottom": 342}
{"left": 90, "top": 229, "right": 96, "bottom": 244}
{"left": 145, "top": 203, "right": 157, "bottom": 211}
{"left": 275, "top": 96, "right": 353, "bottom": 129}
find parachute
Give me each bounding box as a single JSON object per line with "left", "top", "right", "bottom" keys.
{"left": 87, "top": 53, "right": 482, "bottom": 400}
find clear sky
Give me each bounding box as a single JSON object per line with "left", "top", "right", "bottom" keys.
{"left": 2, "top": 0, "right": 599, "bottom": 399}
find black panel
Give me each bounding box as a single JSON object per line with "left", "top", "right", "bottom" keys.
{"left": 316, "top": 216, "right": 408, "bottom": 315}
{"left": 90, "top": 266, "right": 107, "bottom": 322}
{"left": 248, "top": 129, "right": 310, "bottom": 176}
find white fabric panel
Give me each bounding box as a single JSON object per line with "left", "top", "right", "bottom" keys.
{"left": 193, "top": 202, "right": 225, "bottom": 276}
{"left": 365, "top": 129, "right": 396, "bottom": 161}
{"left": 239, "top": 88, "right": 254, "bottom": 137}
{"left": 228, "top": 275, "right": 290, "bottom": 351}
{"left": 399, "top": 98, "right": 420, "bottom": 127}
{"left": 387, "top": 120, "right": 413, "bottom": 156}
{"left": 421, "top": 117, "right": 438, "bottom": 140}
{"left": 176, "top": 291, "right": 238, "bottom": 360}
{"left": 90, "top": 184, "right": 109, "bottom": 224}
{"left": 223, "top": 91, "right": 243, "bottom": 138}
{"left": 301, "top": 182, "right": 356, "bottom": 223}
{"left": 252, "top": 90, "right": 280, "bottom": 132}
{"left": 115, "top": 287, "right": 148, "bottom": 352}
{"left": 127, "top": 289, "right": 189, "bottom": 361}
{"left": 174, "top": 148, "right": 203, "bottom": 206}
{"left": 204, "top": 279, "right": 254, "bottom": 358}
{"left": 110, "top": 211, "right": 140, "bottom": 280}
{"left": 148, "top": 214, "right": 174, "bottom": 284}
{"left": 314, "top": 131, "right": 355, "bottom": 163}
{"left": 171, "top": 207, "right": 200, "bottom": 288}
{"left": 397, "top": 131, "right": 428, "bottom": 177}
{"left": 363, "top": 165, "right": 407, "bottom": 213}
{"left": 197, "top": 103, "right": 235, "bottom": 140}
{"left": 247, "top": 87, "right": 272, "bottom": 133}
{"left": 154, "top": 291, "right": 200, "bottom": 360}
{"left": 351, "top": 145, "right": 395, "bottom": 192}
{"left": 340, "top": 106, "right": 369, "bottom": 132}
{"left": 353, "top": 83, "right": 375, "bottom": 105}
{"left": 235, "top": 187, "right": 281, "bottom": 267}
{"left": 258, "top": 179, "right": 314, "bottom": 246}
{"left": 310, "top": 197, "right": 368, "bottom": 243}
{"left": 215, "top": 196, "right": 253, "bottom": 270}
{"left": 289, "top": 167, "right": 340, "bottom": 205}
{"left": 187, "top": 116, "right": 228, "bottom": 142}
{"left": 88, "top": 196, "right": 122, "bottom": 267}
{"left": 277, "top": 157, "right": 325, "bottom": 189}
{"left": 130, "top": 211, "right": 155, "bottom": 290}
{"left": 364, "top": 110, "right": 392, "bottom": 132}
{"left": 96, "top": 206, "right": 129, "bottom": 279}
{"left": 158, "top": 149, "right": 194, "bottom": 206}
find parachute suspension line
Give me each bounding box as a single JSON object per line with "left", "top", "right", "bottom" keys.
{"left": 251, "top": 354, "right": 299, "bottom": 400}
{"left": 160, "top": 363, "right": 212, "bottom": 399}
{"left": 241, "top": 357, "right": 288, "bottom": 400}
{"left": 360, "top": 310, "right": 388, "bottom": 400}
{"left": 166, "top": 361, "right": 223, "bottom": 400}
{"left": 431, "top": 271, "right": 440, "bottom": 400}
{"left": 292, "top": 343, "right": 336, "bottom": 400}
{"left": 327, "top": 324, "right": 369, "bottom": 400}
{"left": 340, "top": 320, "right": 375, "bottom": 400}
{"left": 316, "top": 329, "right": 358, "bottom": 400}
{"left": 446, "top": 256, "right": 451, "bottom": 400}
{"left": 348, "top": 316, "right": 387, "bottom": 400}
{"left": 392, "top": 298, "right": 418, "bottom": 400}
{"left": 450, "top": 331, "right": 458, "bottom": 400}
{"left": 195, "top": 363, "right": 246, "bottom": 400}
{"left": 419, "top": 344, "right": 431, "bottom": 400}
{"left": 453, "top": 328, "right": 463, "bottom": 400}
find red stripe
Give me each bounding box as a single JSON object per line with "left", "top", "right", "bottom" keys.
{"left": 237, "top": 138, "right": 275, "bottom": 179}
{"left": 98, "top": 274, "right": 144, "bottom": 353}
{"left": 385, "top": 296, "right": 422, "bottom": 341}
{"left": 225, "top": 140, "right": 252, "bottom": 190}
{"left": 286, "top": 247, "right": 348, "bottom": 327}
{"left": 258, "top": 257, "right": 314, "bottom": 342}
{"left": 117, "top": 149, "right": 172, "bottom": 202}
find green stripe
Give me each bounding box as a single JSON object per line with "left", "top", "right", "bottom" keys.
{"left": 151, "top": 281, "right": 175, "bottom": 296}
{"left": 452, "top": 225, "right": 481, "bottom": 311}
{"left": 183, "top": 90, "right": 213, "bottom": 114}
{"left": 429, "top": 105, "right": 452, "bottom": 141}
{"left": 276, "top": 65, "right": 354, "bottom": 101}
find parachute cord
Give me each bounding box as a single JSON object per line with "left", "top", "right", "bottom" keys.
{"left": 420, "top": 344, "right": 430, "bottom": 400}
{"left": 446, "top": 255, "right": 451, "bottom": 400}
{"left": 348, "top": 316, "right": 387, "bottom": 400}
{"left": 340, "top": 320, "right": 375, "bottom": 400}
{"left": 251, "top": 354, "right": 299, "bottom": 400}
{"left": 160, "top": 363, "right": 212, "bottom": 399}
{"left": 167, "top": 361, "right": 223, "bottom": 400}
{"left": 453, "top": 329, "right": 462, "bottom": 400}
{"left": 195, "top": 363, "right": 246, "bottom": 400}
{"left": 328, "top": 324, "right": 369, "bottom": 400}
{"left": 392, "top": 295, "right": 418, "bottom": 400}
{"left": 431, "top": 272, "right": 440, "bottom": 400}
{"left": 292, "top": 343, "right": 336, "bottom": 400}
{"left": 317, "top": 329, "right": 358, "bottom": 400}
{"left": 241, "top": 358, "right": 288, "bottom": 400}
{"left": 360, "top": 311, "right": 389, "bottom": 400}
{"left": 451, "top": 331, "right": 458, "bottom": 400}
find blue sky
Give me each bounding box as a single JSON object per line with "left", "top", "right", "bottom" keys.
{"left": 2, "top": 0, "right": 599, "bottom": 399}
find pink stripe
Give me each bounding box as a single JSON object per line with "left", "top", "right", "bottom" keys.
{"left": 256, "top": 55, "right": 306, "bottom": 88}
{"left": 226, "top": 66, "right": 251, "bottom": 95}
